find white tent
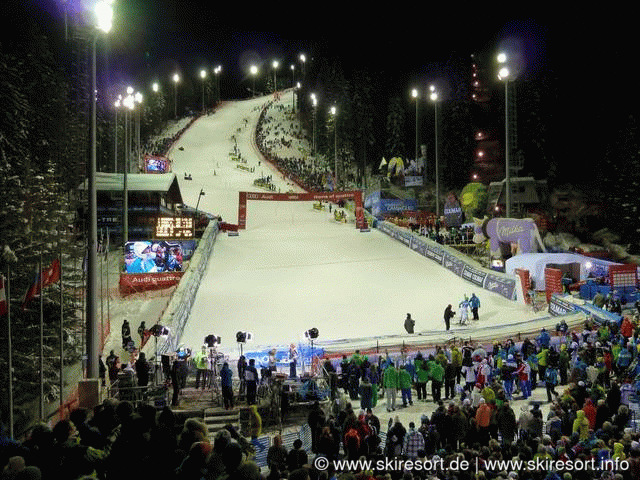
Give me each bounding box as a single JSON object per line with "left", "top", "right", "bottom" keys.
{"left": 504, "top": 252, "right": 618, "bottom": 290}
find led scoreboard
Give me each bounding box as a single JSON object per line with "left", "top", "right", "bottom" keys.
{"left": 154, "top": 217, "right": 194, "bottom": 239}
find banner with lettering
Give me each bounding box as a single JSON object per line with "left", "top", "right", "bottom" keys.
{"left": 119, "top": 271, "right": 184, "bottom": 295}
{"left": 376, "top": 221, "right": 518, "bottom": 300}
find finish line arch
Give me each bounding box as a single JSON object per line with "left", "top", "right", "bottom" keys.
{"left": 238, "top": 191, "right": 367, "bottom": 229}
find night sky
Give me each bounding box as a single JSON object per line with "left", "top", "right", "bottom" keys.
{"left": 5, "top": 2, "right": 637, "bottom": 174}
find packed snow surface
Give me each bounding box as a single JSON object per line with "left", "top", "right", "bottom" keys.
{"left": 167, "top": 94, "right": 549, "bottom": 358}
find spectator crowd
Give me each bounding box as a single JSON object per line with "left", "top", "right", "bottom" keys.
{"left": 3, "top": 315, "right": 640, "bottom": 480}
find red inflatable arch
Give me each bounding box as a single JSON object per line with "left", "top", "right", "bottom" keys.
{"left": 237, "top": 191, "right": 367, "bottom": 229}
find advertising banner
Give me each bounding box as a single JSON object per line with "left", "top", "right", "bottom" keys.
{"left": 548, "top": 294, "right": 576, "bottom": 316}
{"left": 483, "top": 273, "right": 517, "bottom": 300}
{"left": 377, "top": 220, "right": 518, "bottom": 300}
{"left": 442, "top": 251, "right": 466, "bottom": 276}
{"left": 461, "top": 265, "right": 487, "bottom": 288}
{"left": 443, "top": 194, "right": 464, "bottom": 227}
{"left": 119, "top": 271, "right": 184, "bottom": 295}
{"left": 243, "top": 344, "right": 325, "bottom": 369}
{"left": 404, "top": 176, "right": 423, "bottom": 187}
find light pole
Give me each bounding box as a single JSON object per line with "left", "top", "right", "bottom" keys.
{"left": 250, "top": 65, "right": 258, "bottom": 97}
{"left": 134, "top": 91, "right": 142, "bottom": 170}
{"left": 200, "top": 69, "right": 207, "bottom": 112}
{"left": 330, "top": 105, "right": 338, "bottom": 188}
{"left": 412, "top": 88, "right": 419, "bottom": 165}
{"left": 497, "top": 52, "right": 512, "bottom": 217}
{"left": 429, "top": 85, "right": 440, "bottom": 217}
{"left": 214, "top": 65, "right": 222, "bottom": 104}
{"left": 122, "top": 90, "right": 135, "bottom": 245}
{"left": 299, "top": 53, "right": 306, "bottom": 78}
{"left": 113, "top": 95, "right": 121, "bottom": 172}
{"left": 88, "top": 0, "right": 113, "bottom": 380}
{"left": 272, "top": 60, "right": 279, "bottom": 92}
{"left": 310, "top": 93, "right": 317, "bottom": 167}
{"left": 172, "top": 72, "right": 180, "bottom": 118}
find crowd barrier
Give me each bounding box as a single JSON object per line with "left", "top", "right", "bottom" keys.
{"left": 375, "top": 220, "right": 520, "bottom": 301}
{"left": 151, "top": 221, "right": 220, "bottom": 356}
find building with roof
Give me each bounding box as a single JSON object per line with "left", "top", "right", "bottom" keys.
{"left": 78, "top": 172, "right": 184, "bottom": 242}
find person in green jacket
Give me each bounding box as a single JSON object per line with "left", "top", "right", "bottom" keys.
{"left": 451, "top": 346, "right": 463, "bottom": 384}
{"left": 414, "top": 355, "right": 429, "bottom": 401}
{"left": 428, "top": 358, "right": 444, "bottom": 403}
{"left": 399, "top": 365, "right": 413, "bottom": 407}
{"left": 383, "top": 364, "right": 399, "bottom": 412}
{"left": 537, "top": 347, "right": 549, "bottom": 384}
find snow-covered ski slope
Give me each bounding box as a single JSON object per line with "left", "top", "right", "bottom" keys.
{"left": 169, "top": 94, "right": 557, "bottom": 357}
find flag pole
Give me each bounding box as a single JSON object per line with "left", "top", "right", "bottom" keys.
{"left": 39, "top": 252, "right": 44, "bottom": 420}
{"left": 6, "top": 266, "right": 14, "bottom": 438}
{"left": 59, "top": 250, "right": 64, "bottom": 408}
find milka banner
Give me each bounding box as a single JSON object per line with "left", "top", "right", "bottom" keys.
{"left": 377, "top": 221, "right": 517, "bottom": 300}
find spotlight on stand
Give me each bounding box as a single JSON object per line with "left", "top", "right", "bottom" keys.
{"left": 204, "top": 334, "right": 221, "bottom": 348}
{"left": 304, "top": 328, "right": 319, "bottom": 340}
{"left": 236, "top": 331, "right": 252, "bottom": 355}
{"left": 236, "top": 331, "right": 253, "bottom": 343}
{"left": 304, "top": 328, "right": 319, "bottom": 377}
{"left": 149, "top": 324, "right": 170, "bottom": 337}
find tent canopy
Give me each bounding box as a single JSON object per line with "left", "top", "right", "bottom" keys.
{"left": 505, "top": 252, "right": 620, "bottom": 290}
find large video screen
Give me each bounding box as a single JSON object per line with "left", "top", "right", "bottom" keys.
{"left": 124, "top": 240, "right": 192, "bottom": 274}
{"left": 144, "top": 155, "right": 171, "bottom": 174}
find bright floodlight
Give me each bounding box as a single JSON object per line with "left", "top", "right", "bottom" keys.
{"left": 134, "top": 91, "right": 143, "bottom": 103}
{"left": 172, "top": 73, "right": 180, "bottom": 83}
{"left": 411, "top": 88, "right": 418, "bottom": 99}
{"left": 330, "top": 106, "right": 337, "bottom": 115}
{"left": 200, "top": 69, "right": 207, "bottom": 79}
{"left": 152, "top": 82, "right": 159, "bottom": 92}
{"left": 95, "top": 0, "right": 113, "bottom": 33}
{"left": 123, "top": 94, "right": 134, "bottom": 110}
{"left": 272, "top": 60, "right": 279, "bottom": 69}
{"left": 497, "top": 52, "right": 507, "bottom": 63}
{"left": 250, "top": 65, "right": 258, "bottom": 75}
{"left": 498, "top": 67, "right": 510, "bottom": 80}
{"left": 430, "top": 91, "right": 438, "bottom": 102}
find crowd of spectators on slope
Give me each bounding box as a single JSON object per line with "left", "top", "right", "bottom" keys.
{"left": 254, "top": 99, "right": 339, "bottom": 192}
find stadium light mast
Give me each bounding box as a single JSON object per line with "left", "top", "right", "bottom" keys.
{"left": 272, "top": 60, "right": 279, "bottom": 92}
{"left": 250, "top": 65, "right": 259, "bottom": 97}
{"left": 200, "top": 69, "right": 207, "bottom": 112}
{"left": 172, "top": 72, "right": 180, "bottom": 117}
{"left": 330, "top": 105, "right": 338, "bottom": 187}
{"left": 411, "top": 88, "right": 419, "bottom": 166}
{"left": 429, "top": 85, "right": 440, "bottom": 217}
{"left": 497, "top": 52, "right": 513, "bottom": 217}
{"left": 88, "top": 0, "right": 113, "bottom": 380}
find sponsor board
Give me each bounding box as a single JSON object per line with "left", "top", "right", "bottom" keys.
{"left": 119, "top": 271, "right": 184, "bottom": 295}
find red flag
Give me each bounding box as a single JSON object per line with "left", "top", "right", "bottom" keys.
{"left": 22, "top": 258, "right": 61, "bottom": 310}
{"left": 0, "top": 275, "right": 7, "bottom": 316}
{"left": 41, "top": 259, "right": 61, "bottom": 288}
